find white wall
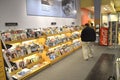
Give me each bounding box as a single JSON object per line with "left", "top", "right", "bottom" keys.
{"left": 0, "top": 0, "right": 81, "bottom": 30}
{"left": 102, "top": 14, "right": 108, "bottom": 24}
{"left": 102, "top": 14, "right": 118, "bottom": 27}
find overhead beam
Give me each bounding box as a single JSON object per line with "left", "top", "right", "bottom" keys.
{"left": 80, "top": 0, "right": 94, "bottom": 8}
{"left": 115, "top": 7, "right": 120, "bottom": 12}
{"left": 81, "top": 0, "right": 113, "bottom": 8}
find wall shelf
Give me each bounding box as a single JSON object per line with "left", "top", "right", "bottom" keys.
{"left": 5, "top": 36, "right": 46, "bottom": 44}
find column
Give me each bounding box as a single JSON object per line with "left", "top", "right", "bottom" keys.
{"left": 94, "top": 0, "right": 101, "bottom": 29}
{"left": 94, "top": 0, "right": 101, "bottom": 43}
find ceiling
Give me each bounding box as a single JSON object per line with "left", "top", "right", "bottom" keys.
{"left": 80, "top": 0, "right": 120, "bottom": 14}
{"left": 114, "top": 0, "right": 120, "bottom": 11}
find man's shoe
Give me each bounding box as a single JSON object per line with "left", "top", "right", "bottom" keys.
{"left": 85, "top": 59, "right": 88, "bottom": 61}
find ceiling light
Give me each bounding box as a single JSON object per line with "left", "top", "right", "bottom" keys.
{"left": 72, "top": 10, "right": 77, "bottom": 14}
{"left": 57, "top": 0, "right": 62, "bottom": 1}
{"left": 104, "top": 7, "right": 107, "bottom": 11}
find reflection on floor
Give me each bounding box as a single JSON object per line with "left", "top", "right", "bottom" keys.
{"left": 85, "top": 53, "right": 116, "bottom": 80}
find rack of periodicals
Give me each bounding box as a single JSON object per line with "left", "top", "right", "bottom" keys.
{"left": 0, "top": 26, "right": 82, "bottom": 80}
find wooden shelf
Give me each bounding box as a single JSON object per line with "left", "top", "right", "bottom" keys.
{"left": 10, "top": 51, "right": 41, "bottom": 62}
{"left": 13, "top": 62, "right": 50, "bottom": 80}
{"left": 47, "top": 41, "right": 72, "bottom": 49}
{"left": 46, "top": 31, "right": 71, "bottom": 37}
{"left": 5, "top": 38, "right": 36, "bottom": 44}
{"left": 71, "top": 30, "right": 81, "bottom": 33}
{"left": 10, "top": 68, "right": 22, "bottom": 76}
{"left": 72, "top": 37, "right": 80, "bottom": 40}
{"left": 27, "top": 60, "right": 41, "bottom": 69}
{"left": 5, "top": 36, "right": 46, "bottom": 44}
{"left": 72, "top": 46, "right": 82, "bottom": 52}
{"left": 50, "top": 45, "right": 82, "bottom": 64}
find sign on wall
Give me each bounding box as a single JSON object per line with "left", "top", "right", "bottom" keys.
{"left": 26, "top": 0, "right": 77, "bottom": 18}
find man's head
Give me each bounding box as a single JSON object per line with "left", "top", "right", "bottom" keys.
{"left": 85, "top": 23, "right": 89, "bottom": 27}
{"left": 91, "top": 23, "right": 93, "bottom": 26}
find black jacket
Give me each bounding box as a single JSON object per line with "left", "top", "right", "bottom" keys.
{"left": 81, "top": 26, "right": 96, "bottom": 42}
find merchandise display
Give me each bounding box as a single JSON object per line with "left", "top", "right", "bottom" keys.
{"left": 47, "top": 44, "right": 71, "bottom": 60}
{"left": 1, "top": 29, "right": 44, "bottom": 42}
{"left": 46, "top": 34, "right": 70, "bottom": 47}
{"left": 44, "top": 26, "right": 82, "bottom": 64}
{"left": 1, "top": 25, "right": 82, "bottom": 80}
{"left": 71, "top": 31, "right": 81, "bottom": 40}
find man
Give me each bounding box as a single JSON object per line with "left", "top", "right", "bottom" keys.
{"left": 81, "top": 23, "right": 96, "bottom": 61}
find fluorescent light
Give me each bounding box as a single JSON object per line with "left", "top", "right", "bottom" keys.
{"left": 57, "top": 0, "right": 62, "bottom": 1}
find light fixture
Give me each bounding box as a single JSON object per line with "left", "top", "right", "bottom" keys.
{"left": 57, "top": 0, "right": 62, "bottom": 2}
{"left": 104, "top": 7, "right": 107, "bottom": 11}
{"left": 72, "top": 10, "right": 77, "bottom": 14}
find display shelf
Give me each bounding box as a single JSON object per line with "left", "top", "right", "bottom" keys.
{"left": 73, "top": 46, "right": 82, "bottom": 51}
{"left": 71, "top": 30, "right": 81, "bottom": 33}
{"left": 5, "top": 38, "right": 35, "bottom": 44}
{"left": 10, "top": 51, "right": 42, "bottom": 62}
{"left": 47, "top": 40, "right": 72, "bottom": 49}
{"left": 5, "top": 36, "right": 46, "bottom": 44}
{"left": 51, "top": 52, "right": 70, "bottom": 64}
{"left": 27, "top": 60, "right": 43, "bottom": 69}
{"left": 12, "top": 62, "right": 50, "bottom": 80}
{"left": 10, "top": 68, "right": 22, "bottom": 76}
{"left": 50, "top": 46, "right": 76, "bottom": 64}
{"left": 46, "top": 31, "right": 71, "bottom": 37}
{"left": 71, "top": 38, "right": 80, "bottom": 40}
{"left": 10, "top": 57, "right": 46, "bottom": 76}
{"left": 9, "top": 55, "right": 45, "bottom": 76}
{"left": 69, "top": 45, "right": 82, "bottom": 54}
{"left": 50, "top": 45, "right": 82, "bottom": 64}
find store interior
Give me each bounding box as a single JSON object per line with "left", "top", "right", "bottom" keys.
{"left": 0, "top": 0, "right": 120, "bottom": 80}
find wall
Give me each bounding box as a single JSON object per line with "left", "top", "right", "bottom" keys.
{"left": 101, "top": 14, "right": 118, "bottom": 28}
{"left": 102, "top": 14, "right": 108, "bottom": 23}
{"left": 0, "top": 0, "right": 80, "bottom": 30}
{"left": 108, "top": 14, "right": 118, "bottom": 21}
{"left": 101, "top": 14, "right": 108, "bottom": 27}
{"left": 102, "top": 14, "right": 118, "bottom": 22}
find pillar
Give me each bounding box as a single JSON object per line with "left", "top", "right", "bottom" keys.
{"left": 94, "top": 0, "right": 101, "bottom": 29}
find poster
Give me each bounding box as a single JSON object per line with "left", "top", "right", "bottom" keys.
{"left": 26, "top": 0, "right": 77, "bottom": 18}
{"left": 100, "top": 27, "right": 108, "bottom": 46}
{"left": 61, "top": 0, "right": 76, "bottom": 18}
